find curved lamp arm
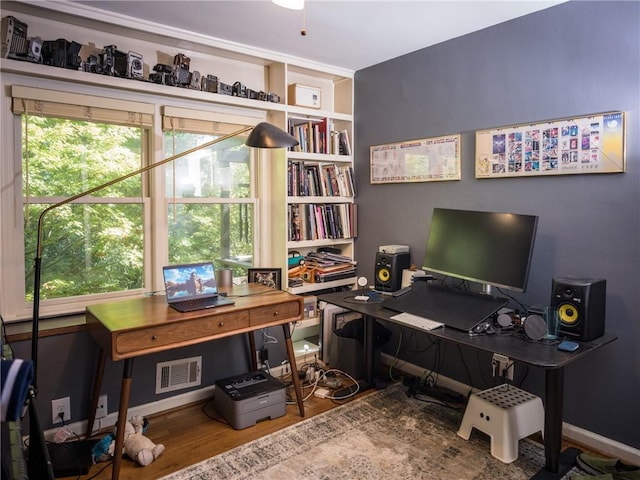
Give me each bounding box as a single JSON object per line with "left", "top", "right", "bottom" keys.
{"left": 30, "top": 122, "right": 297, "bottom": 387}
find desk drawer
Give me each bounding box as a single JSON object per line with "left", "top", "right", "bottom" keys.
{"left": 251, "top": 300, "right": 302, "bottom": 326}
{"left": 115, "top": 312, "right": 249, "bottom": 354}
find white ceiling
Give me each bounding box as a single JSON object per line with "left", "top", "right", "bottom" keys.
{"left": 69, "top": 0, "right": 565, "bottom": 71}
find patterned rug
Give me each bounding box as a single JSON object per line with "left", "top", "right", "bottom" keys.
{"left": 159, "top": 383, "right": 573, "bottom": 480}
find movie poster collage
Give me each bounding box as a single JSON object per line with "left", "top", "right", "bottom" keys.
{"left": 476, "top": 112, "right": 624, "bottom": 177}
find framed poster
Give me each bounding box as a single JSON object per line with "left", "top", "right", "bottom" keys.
{"left": 475, "top": 111, "right": 625, "bottom": 178}
{"left": 248, "top": 268, "right": 282, "bottom": 290}
{"left": 370, "top": 134, "right": 461, "bottom": 184}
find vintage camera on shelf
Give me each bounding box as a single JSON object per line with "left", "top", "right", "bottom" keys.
{"left": 188, "top": 70, "right": 201, "bottom": 89}
{"left": 256, "top": 91, "right": 268, "bottom": 102}
{"left": 217, "top": 81, "right": 233, "bottom": 95}
{"left": 267, "top": 92, "right": 280, "bottom": 103}
{"left": 173, "top": 53, "right": 191, "bottom": 86}
{"left": 150, "top": 63, "right": 176, "bottom": 86}
{"left": 247, "top": 89, "right": 259, "bottom": 100}
{"left": 127, "top": 51, "right": 144, "bottom": 79}
{"left": 232, "top": 81, "right": 248, "bottom": 98}
{"left": 26, "top": 37, "right": 43, "bottom": 63}
{"left": 82, "top": 54, "right": 103, "bottom": 74}
{"left": 97, "top": 44, "right": 119, "bottom": 75}
{"left": 201, "top": 74, "right": 218, "bottom": 93}
{"left": 42, "top": 39, "right": 82, "bottom": 69}
{"left": 2, "top": 15, "right": 28, "bottom": 59}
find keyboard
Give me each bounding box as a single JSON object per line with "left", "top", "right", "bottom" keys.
{"left": 390, "top": 312, "right": 444, "bottom": 332}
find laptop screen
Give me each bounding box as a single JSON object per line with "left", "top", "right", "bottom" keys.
{"left": 162, "top": 262, "right": 218, "bottom": 303}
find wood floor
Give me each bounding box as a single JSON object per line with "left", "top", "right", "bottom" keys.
{"left": 64, "top": 384, "right": 354, "bottom": 480}
{"left": 60, "top": 380, "right": 602, "bottom": 480}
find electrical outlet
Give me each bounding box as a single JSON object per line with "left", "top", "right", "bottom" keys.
{"left": 96, "top": 394, "right": 108, "bottom": 419}
{"left": 51, "top": 396, "right": 71, "bottom": 424}
{"left": 491, "top": 353, "right": 514, "bottom": 381}
{"left": 256, "top": 348, "right": 268, "bottom": 366}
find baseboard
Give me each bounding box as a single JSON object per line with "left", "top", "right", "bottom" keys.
{"left": 44, "top": 385, "right": 215, "bottom": 442}
{"left": 44, "top": 355, "right": 638, "bottom": 467}
{"left": 43, "top": 364, "right": 293, "bottom": 442}
{"left": 380, "top": 353, "right": 640, "bottom": 465}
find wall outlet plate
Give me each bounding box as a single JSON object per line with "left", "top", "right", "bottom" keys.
{"left": 95, "top": 394, "right": 107, "bottom": 419}
{"left": 51, "top": 396, "right": 71, "bottom": 424}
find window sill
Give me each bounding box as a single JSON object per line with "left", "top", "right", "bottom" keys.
{"left": 4, "top": 314, "right": 87, "bottom": 342}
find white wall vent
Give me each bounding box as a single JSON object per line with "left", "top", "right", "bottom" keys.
{"left": 155, "top": 356, "right": 202, "bottom": 394}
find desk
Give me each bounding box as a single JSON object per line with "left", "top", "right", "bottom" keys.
{"left": 85, "top": 284, "right": 305, "bottom": 480}
{"left": 318, "top": 290, "right": 617, "bottom": 480}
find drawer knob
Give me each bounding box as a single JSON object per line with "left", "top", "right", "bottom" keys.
{"left": 151, "top": 335, "right": 158, "bottom": 341}
{"left": 273, "top": 311, "right": 278, "bottom": 316}
{"left": 219, "top": 321, "right": 224, "bottom": 327}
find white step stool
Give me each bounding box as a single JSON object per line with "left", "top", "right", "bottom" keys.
{"left": 457, "top": 384, "right": 544, "bottom": 463}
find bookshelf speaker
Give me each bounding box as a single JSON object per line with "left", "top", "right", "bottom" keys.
{"left": 374, "top": 252, "right": 410, "bottom": 292}
{"left": 550, "top": 277, "right": 606, "bottom": 341}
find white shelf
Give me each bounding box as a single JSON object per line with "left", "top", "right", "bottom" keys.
{"left": 288, "top": 277, "right": 356, "bottom": 295}
{"left": 286, "top": 151, "right": 353, "bottom": 163}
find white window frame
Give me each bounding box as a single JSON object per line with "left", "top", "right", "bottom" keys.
{"left": 0, "top": 77, "right": 268, "bottom": 323}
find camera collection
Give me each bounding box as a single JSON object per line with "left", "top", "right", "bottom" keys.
{"left": 1, "top": 15, "right": 281, "bottom": 103}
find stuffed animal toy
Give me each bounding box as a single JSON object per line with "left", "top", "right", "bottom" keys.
{"left": 105, "top": 415, "right": 165, "bottom": 467}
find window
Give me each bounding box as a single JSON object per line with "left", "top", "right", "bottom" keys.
{"left": 1, "top": 87, "right": 259, "bottom": 321}
{"left": 23, "top": 116, "right": 147, "bottom": 302}
{"left": 162, "top": 107, "right": 256, "bottom": 274}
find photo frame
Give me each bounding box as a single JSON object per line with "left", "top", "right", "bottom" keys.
{"left": 370, "top": 134, "right": 461, "bottom": 184}
{"left": 248, "top": 268, "right": 282, "bottom": 290}
{"left": 475, "top": 111, "right": 625, "bottom": 178}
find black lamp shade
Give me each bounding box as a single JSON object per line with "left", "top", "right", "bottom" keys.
{"left": 245, "top": 122, "right": 299, "bottom": 148}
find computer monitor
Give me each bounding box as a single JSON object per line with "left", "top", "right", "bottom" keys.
{"left": 422, "top": 208, "right": 538, "bottom": 293}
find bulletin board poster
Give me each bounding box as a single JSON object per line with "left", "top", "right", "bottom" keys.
{"left": 370, "top": 134, "right": 461, "bottom": 184}
{"left": 475, "top": 112, "right": 625, "bottom": 178}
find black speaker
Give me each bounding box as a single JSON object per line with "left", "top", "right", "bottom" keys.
{"left": 374, "top": 252, "right": 410, "bottom": 292}
{"left": 550, "top": 277, "right": 606, "bottom": 341}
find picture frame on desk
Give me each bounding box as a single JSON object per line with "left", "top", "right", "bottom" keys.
{"left": 248, "top": 268, "right": 282, "bottom": 290}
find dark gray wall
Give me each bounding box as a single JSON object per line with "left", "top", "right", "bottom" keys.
{"left": 354, "top": 1, "right": 639, "bottom": 448}
{"left": 10, "top": 328, "right": 286, "bottom": 432}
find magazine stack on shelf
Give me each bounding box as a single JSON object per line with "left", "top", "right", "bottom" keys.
{"left": 305, "top": 251, "right": 357, "bottom": 283}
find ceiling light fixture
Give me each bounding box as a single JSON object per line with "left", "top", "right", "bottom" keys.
{"left": 273, "top": 0, "right": 305, "bottom": 10}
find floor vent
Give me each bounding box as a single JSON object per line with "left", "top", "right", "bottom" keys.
{"left": 155, "top": 356, "right": 202, "bottom": 394}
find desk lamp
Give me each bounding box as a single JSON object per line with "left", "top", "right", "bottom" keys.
{"left": 27, "top": 121, "right": 298, "bottom": 479}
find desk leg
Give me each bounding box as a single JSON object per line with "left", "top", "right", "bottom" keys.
{"left": 248, "top": 332, "right": 258, "bottom": 371}
{"left": 282, "top": 323, "right": 305, "bottom": 417}
{"left": 112, "top": 359, "right": 134, "bottom": 480}
{"left": 364, "top": 315, "right": 374, "bottom": 386}
{"left": 532, "top": 366, "right": 580, "bottom": 479}
{"left": 86, "top": 348, "right": 106, "bottom": 439}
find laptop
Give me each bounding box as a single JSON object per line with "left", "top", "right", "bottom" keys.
{"left": 162, "top": 262, "right": 235, "bottom": 312}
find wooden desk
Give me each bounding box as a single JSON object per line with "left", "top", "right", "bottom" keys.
{"left": 318, "top": 290, "right": 617, "bottom": 480}
{"left": 85, "top": 284, "right": 305, "bottom": 480}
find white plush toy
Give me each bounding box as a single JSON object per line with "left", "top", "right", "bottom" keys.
{"left": 108, "top": 415, "right": 165, "bottom": 467}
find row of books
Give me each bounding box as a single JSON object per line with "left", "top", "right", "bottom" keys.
{"left": 288, "top": 161, "right": 356, "bottom": 197}
{"left": 288, "top": 117, "right": 352, "bottom": 156}
{"left": 288, "top": 203, "right": 357, "bottom": 241}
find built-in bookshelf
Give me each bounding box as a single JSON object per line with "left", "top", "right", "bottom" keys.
{"left": 1, "top": 1, "right": 356, "bottom": 341}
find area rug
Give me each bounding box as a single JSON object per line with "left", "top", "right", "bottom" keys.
{"left": 159, "top": 383, "right": 570, "bottom": 480}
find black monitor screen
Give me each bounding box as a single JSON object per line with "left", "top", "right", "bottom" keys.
{"left": 422, "top": 208, "right": 538, "bottom": 292}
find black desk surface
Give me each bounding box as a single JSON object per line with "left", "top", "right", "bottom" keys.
{"left": 318, "top": 290, "right": 617, "bottom": 369}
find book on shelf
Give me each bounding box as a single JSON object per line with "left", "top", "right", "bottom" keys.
{"left": 287, "top": 203, "right": 357, "bottom": 241}
{"left": 338, "top": 130, "right": 351, "bottom": 156}
{"left": 288, "top": 161, "right": 356, "bottom": 198}
{"left": 288, "top": 117, "right": 330, "bottom": 154}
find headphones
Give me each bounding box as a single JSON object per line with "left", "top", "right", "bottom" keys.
{"left": 494, "top": 310, "right": 546, "bottom": 341}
